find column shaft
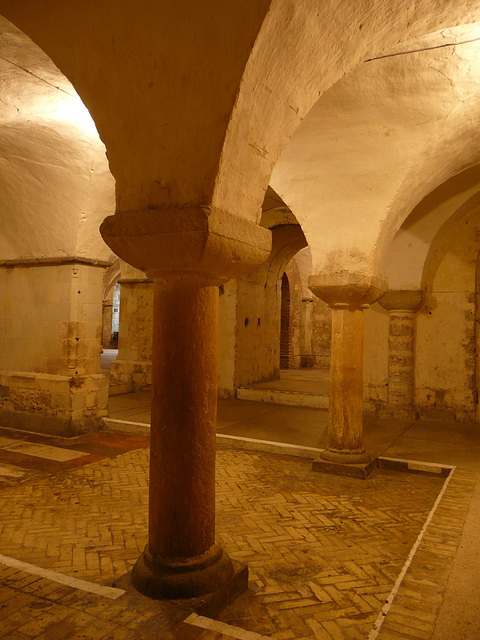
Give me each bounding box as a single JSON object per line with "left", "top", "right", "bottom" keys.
{"left": 149, "top": 276, "right": 217, "bottom": 559}
{"left": 328, "top": 305, "right": 364, "bottom": 454}
{"left": 308, "top": 272, "right": 386, "bottom": 470}
{"left": 388, "top": 310, "right": 415, "bottom": 408}
{"left": 379, "top": 290, "right": 423, "bottom": 419}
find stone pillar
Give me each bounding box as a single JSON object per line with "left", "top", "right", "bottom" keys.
{"left": 379, "top": 290, "right": 423, "bottom": 420}
{"left": 109, "top": 278, "right": 153, "bottom": 391}
{"left": 101, "top": 206, "right": 271, "bottom": 601}
{"left": 309, "top": 272, "right": 386, "bottom": 477}
{"left": 0, "top": 258, "right": 109, "bottom": 436}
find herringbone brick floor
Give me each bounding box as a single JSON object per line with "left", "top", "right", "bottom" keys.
{"left": 0, "top": 445, "right": 451, "bottom": 639}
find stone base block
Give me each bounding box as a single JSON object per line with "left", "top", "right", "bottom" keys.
{"left": 131, "top": 543, "right": 247, "bottom": 603}
{"left": 312, "top": 456, "right": 377, "bottom": 479}
{"left": 0, "top": 371, "right": 107, "bottom": 436}
{"left": 0, "top": 408, "right": 102, "bottom": 437}
{"left": 177, "top": 560, "right": 248, "bottom": 619}
{"left": 125, "top": 544, "right": 247, "bottom": 618}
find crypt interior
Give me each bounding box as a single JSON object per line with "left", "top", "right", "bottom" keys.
{"left": 1, "top": 2, "right": 480, "bottom": 639}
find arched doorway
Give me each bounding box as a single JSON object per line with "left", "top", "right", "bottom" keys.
{"left": 280, "top": 272, "right": 291, "bottom": 369}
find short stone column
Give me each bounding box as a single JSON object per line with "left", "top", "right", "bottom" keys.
{"left": 309, "top": 273, "right": 386, "bottom": 477}
{"left": 379, "top": 290, "right": 423, "bottom": 420}
{"left": 101, "top": 207, "right": 271, "bottom": 602}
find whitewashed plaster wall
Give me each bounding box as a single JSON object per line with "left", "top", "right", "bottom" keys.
{"left": 0, "top": 17, "right": 115, "bottom": 263}
{"left": 271, "top": 33, "right": 480, "bottom": 278}
{"left": 385, "top": 168, "right": 480, "bottom": 289}
{"left": 416, "top": 207, "right": 480, "bottom": 420}
{"left": 3, "top": 3, "right": 480, "bottom": 230}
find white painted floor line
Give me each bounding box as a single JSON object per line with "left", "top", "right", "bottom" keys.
{"left": 184, "top": 613, "right": 273, "bottom": 639}
{"left": 216, "top": 433, "right": 323, "bottom": 453}
{"left": 105, "top": 418, "right": 150, "bottom": 427}
{"left": 367, "top": 465, "right": 457, "bottom": 640}
{"left": 379, "top": 455, "right": 455, "bottom": 470}
{"left": 0, "top": 553, "right": 125, "bottom": 600}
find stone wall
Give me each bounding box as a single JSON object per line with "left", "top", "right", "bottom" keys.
{"left": 281, "top": 259, "right": 304, "bottom": 368}
{"left": 363, "top": 304, "right": 389, "bottom": 413}
{"left": 308, "top": 297, "right": 332, "bottom": 368}
{"left": 0, "top": 260, "right": 108, "bottom": 435}
{"left": 109, "top": 280, "right": 153, "bottom": 391}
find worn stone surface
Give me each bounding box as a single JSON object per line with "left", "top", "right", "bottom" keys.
{"left": 110, "top": 281, "right": 153, "bottom": 391}
{"left": 0, "top": 264, "right": 108, "bottom": 435}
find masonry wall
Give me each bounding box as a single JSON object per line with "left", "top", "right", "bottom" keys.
{"left": 308, "top": 297, "right": 332, "bottom": 368}
{"left": 363, "top": 304, "right": 389, "bottom": 412}
{"left": 233, "top": 268, "right": 278, "bottom": 388}
{"left": 109, "top": 280, "right": 153, "bottom": 390}
{"left": 217, "top": 280, "right": 237, "bottom": 397}
{"left": 282, "top": 259, "right": 304, "bottom": 369}
{"left": 0, "top": 262, "right": 107, "bottom": 435}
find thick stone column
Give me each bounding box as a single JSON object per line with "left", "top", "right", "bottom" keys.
{"left": 101, "top": 207, "right": 271, "bottom": 601}
{"left": 309, "top": 273, "right": 386, "bottom": 477}
{"left": 379, "top": 290, "right": 423, "bottom": 420}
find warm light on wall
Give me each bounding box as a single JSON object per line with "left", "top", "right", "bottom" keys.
{"left": 49, "top": 93, "right": 99, "bottom": 138}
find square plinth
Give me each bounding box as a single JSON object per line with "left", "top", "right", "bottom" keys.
{"left": 115, "top": 558, "right": 248, "bottom": 621}
{"left": 312, "top": 457, "right": 377, "bottom": 479}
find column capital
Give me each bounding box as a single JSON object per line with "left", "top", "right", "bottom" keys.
{"left": 100, "top": 206, "right": 271, "bottom": 285}
{"left": 308, "top": 272, "right": 387, "bottom": 309}
{"left": 378, "top": 289, "right": 424, "bottom": 312}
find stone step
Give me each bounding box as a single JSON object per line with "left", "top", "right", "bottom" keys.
{"left": 236, "top": 386, "right": 329, "bottom": 409}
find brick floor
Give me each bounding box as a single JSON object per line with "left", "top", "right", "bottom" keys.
{"left": 0, "top": 442, "right": 460, "bottom": 639}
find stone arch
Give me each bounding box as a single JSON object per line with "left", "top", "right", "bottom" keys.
{"left": 384, "top": 167, "right": 480, "bottom": 289}
{"left": 375, "top": 96, "right": 480, "bottom": 276}
{"left": 218, "top": 186, "right": 308, "bottom": 394}
{"left": 2, "top": 3, "right": 480, "bottom": 223}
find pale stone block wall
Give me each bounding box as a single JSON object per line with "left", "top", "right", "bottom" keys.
{"left": 282, "top": 259, "right": 304, "bottom": 369}
{"left": 109, "top": 280, "right": 153, "bottom": 390}
{"left": 363, "top": 303, "right": 389, "bottom": 412}
{"left": 309, "top": 297, "right": 332, "bottom": 368}
{"left": 415, "top": 211, "right": 479, "bottom": 421}
{"left": 234, "top": 269, "right": 277, "bottom": 388}
{"left": 416, "top": 291, "right": 476, "bottom": 421}
{"left": 0, "top": 261, "right": 108, "bottom": 435}
{"left": 217, "top": 280, "right": 237, "bottom": 398}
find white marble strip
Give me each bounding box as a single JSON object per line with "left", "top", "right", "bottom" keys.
{"left": 0, "top": 553, "right": 125, "bottom": 600}
{"left": 216, "top": 433, "right": 322, "bottom": 452}
{"left": 184, "top": 613, "right": 273, "bottom": 639}
{"left": 367, "top": 465, "right": 456, "bottom": 639}
{"left": 379, "top": 455, "right": 455, "bottom": 470}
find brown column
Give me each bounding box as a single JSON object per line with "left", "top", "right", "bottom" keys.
{"left": 133, "top": 276, "right": 231, "bottom": 598}
{"left": 309, "top": 273, "right": 386, "bottom": 471}
{"left": 101, "top": 206, "right": 271, "bottom": 600}
{"left": 379, "top": 290, "right": 423, "bottom": 420}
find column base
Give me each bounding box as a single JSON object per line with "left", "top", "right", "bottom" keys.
{"left": 132, "top": 543, "right": 247, "bottom": 602}
{"left": 313, "top": 450, "right": 377, "bottom": 479}
{"left": 320, "top": 448, "right": 372, "bottom": 464}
